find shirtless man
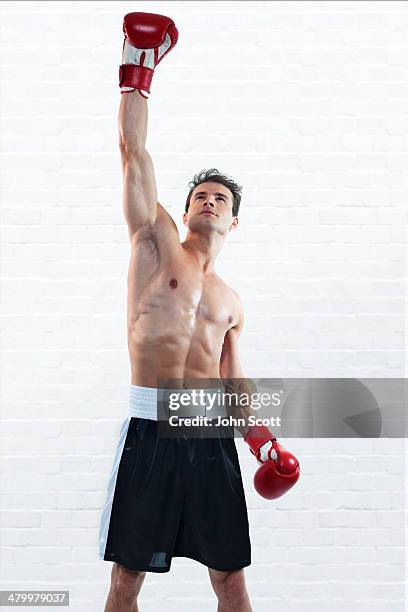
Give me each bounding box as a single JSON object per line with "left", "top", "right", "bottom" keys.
{"left": 99, "top": 13, "right": 299, "bottom": 612}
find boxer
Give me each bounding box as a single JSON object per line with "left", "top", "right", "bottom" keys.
{"left": 99, "top": 13, "right": 299, "bottom": 612}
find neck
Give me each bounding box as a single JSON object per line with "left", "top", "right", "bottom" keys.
{"left": 182, "top": 229, "right": 225, "bottom": 273}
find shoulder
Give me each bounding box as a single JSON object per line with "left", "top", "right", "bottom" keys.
{"left": 212, "top": 275, "right": 244, "bottom": 330}
{"left": 232, "top": 289, "right": 244, "bottom": 333}
{"left": 220, "top": 282, "right": 244, "bottom": 333}
{"left": 215, "top": 276, "right": 242, "bottom": 304}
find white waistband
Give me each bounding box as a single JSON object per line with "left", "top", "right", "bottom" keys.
{"left": 128, "top": 384, "right": 228, "bottom": 421}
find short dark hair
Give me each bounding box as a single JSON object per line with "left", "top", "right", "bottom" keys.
{"left": 185, "top": 168, "right": 242, "bottom": 217}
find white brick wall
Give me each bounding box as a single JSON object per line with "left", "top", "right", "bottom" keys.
{"left": 0, "top": 1, "right": 406, "bottom": 610}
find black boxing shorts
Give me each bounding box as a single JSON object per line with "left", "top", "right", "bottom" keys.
{"left": 98, "top": 385, "right": 251, "bottom": 573}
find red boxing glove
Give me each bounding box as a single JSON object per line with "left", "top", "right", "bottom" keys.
{"left": 244, "top": 425, "right": 300, "bottom": 500}
{"left": 119, "top": 12, "right": 179, "bottom": 97}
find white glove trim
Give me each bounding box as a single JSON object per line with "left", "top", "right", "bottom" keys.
{"left": 257, "top": 440, "right": 278, "bottom": 465}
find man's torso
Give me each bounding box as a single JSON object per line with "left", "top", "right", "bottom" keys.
{"left": 127, "top": 210, "right": 239, "bottom": 386}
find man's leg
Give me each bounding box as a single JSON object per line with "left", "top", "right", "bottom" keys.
{"left": 104, "top": 563, "right": 146, "bottom": 612}
{"left": 208, "top": 568, "right": 253, "bottom": 612}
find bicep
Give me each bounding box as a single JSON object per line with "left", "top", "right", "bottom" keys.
{"left": 220, "top": 296, "right": 245, "bottom": 379}
{"left": 220, "top": 328, "right": 244, "bottom": 379}
{"left": 121, "top": 150, "right": 158, "bottom": 238}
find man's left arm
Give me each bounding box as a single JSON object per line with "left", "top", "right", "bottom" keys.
{"left": 219, "top": 297, "right": 274, "bottom": 451}
{"left": 219, "top": 302, "right": 256, "bottom": 434}
{"left": 219, "top": 295, "right": 301, "bottom": 500}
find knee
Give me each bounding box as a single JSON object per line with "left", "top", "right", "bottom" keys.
{"left": 211, "top": 570, "right": 247, "bottom": 603}
{"left": 110, "top": 563, "right": 145, "bottom": 599}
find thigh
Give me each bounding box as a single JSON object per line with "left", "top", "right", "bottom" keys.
{"left": 101, "top": 418, "right": 185, "bottom": 571}
{"left": 180, "top": 436, "right": 251, "bottom": 570}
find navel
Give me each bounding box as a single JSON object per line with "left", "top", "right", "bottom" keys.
{"left": 228, "top": 315, "right": 233, "bottom": 324}
{"left": 169, "top": 278, "right": 178, "bottom": 289}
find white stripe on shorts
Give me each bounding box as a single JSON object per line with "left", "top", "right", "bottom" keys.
{"left": 98, "top": 416, "right": 131, "bottom": 560}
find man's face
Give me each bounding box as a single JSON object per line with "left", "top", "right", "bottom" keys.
{"left": 182, "top": 182, "right": 238, "bottom": 235}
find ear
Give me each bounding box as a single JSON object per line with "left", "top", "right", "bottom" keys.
{"left": 229, "top": 217, "right": 239, "bottom": 231}
{"left": 182, "top": 212, "right": 188, "bottom": 226}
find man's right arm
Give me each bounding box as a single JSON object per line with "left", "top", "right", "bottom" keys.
{"left": 117, "top": 12, "right": 179, "bottom": 245}
{"left": 120, "top": 146, "right": 158, "bottom": 241}
{"left": 119, "top": 92, "right": 158, "bottom": 241}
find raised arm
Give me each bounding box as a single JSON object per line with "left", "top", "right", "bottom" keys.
{"left": 117, "top": 12, "right": 178, "bottom": 242}
{"left": 119, "top": 92, "right": 158, "bottom": 240}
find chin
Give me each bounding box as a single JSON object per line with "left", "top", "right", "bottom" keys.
{"left": 190, "top": 218, "right": 214, "bottom": 230}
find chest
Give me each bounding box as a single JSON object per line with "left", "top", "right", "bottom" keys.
{"left": 155, "top": 269, "right": 236, "bottom": 327}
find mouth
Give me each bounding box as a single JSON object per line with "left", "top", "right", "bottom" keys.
{"left": 200, "top": 210, "right": 216, "bottom": 216}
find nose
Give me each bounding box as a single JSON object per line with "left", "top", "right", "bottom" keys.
{"left": 203, "top": 199, "right": 215, "bottom": 207}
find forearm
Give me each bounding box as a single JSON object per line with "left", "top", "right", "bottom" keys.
{"left": 118, "top": 91, "right": 158, "bottom": 232}
{"left": 119, "top": 90, "right": 148, "bottom": 156}
{"left": 222, "top": 377, "right": 260, "bottom": 437}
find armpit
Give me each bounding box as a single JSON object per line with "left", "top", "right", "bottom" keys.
{"left": 134, "top": 226, "right": 159, "bottom": 252}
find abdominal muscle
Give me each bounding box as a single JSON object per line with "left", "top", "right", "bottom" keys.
{"left": 126, "top": 247, "right": 236, "bottom": 389}
{"left": 127, "top": 306, "right": 225, "bottom": 388}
